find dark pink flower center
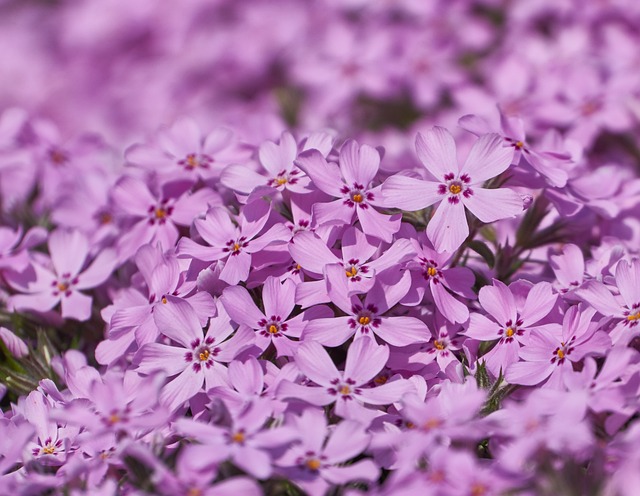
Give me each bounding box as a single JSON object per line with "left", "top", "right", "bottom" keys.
{"left": 498, "top": 318, "right": 524, "bottom": 344}
{"left": 178, "top": 153, "right": 213, "bottom": 170}
{"left": 148, "top": 200, "right": 173, "bottom": 225}
{"left": 349, "top": 304, "right": 381, "bottom": 334}
{"left": 184, "top": 337, "right": 220, "bottom": 372}
{"left": 223, "top": 236, "right": 249, "bottom": 256}
{"left": 52, "top": 272, "right": 78, "bottom": 297}
{"left": 341, "top": 182, "right": 374, "bottom": 209}
{"left": 258, "top": 316, "right": 288, "bottom": 338}
{"left": 344, "top": 258, "right": 369, "bottom": 282}
{"left": 437, "top": 173, "right": 473, "bottom": 204}
{"left": 268, "top": 168, "right": 300, "bottom": 188}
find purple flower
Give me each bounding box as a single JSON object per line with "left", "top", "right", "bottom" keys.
{"left": 303, "top": 268, "right": 430, "bottom": 347}
{"left": 382, "top": 127, "right": 524, "bottom": 252}
{"left": 464, "top": 279, "right": 557, "bottom": 377}
{"left": 134, "top": 298, "right": 255, "bottom": 412}
{"left": 275, "top": 409, "right": 379, "bottom": 495}
{"left": 7, "top": 230, "right": 116, "bottom": 321}
{"left": 177, "top": 200, "right": 290, "bottom": 285}
{"left": 506, "top": 305, "right": 611, "bottom": 388}
{"left": 277, "top": 338, "right": 414, "bottom": 421}
{"left": 295, "top": 140, "right": 401, "bottom": 242}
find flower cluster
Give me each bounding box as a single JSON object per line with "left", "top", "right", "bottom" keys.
{"left": 0, "top": 0, "right": 639, "bottom": 495}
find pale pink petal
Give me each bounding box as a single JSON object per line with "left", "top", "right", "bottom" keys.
{"left": 203, "top": 127, "right": 234, "bottom": 155}
{"left": 465, "top": 313, "right": 501, "bottom": 340}
{"left": 373, "top": 316, "right": 430, "bottom": 347}
{"left": 153, "top": 296, "right": 202, "bottom": 348}
{"left": 505, "top": 361, "right": 554, "bottom": 386}
{"left": 10, "top": 292, "right": 59, "bottom": 313}
{"left": 322, "top": 420, "right": 370, "bottom": 462}
{"left": 228, "top": 358, "right": 264, "bottom": 396}
{"left": 415, "top": 127, "right": 459, "bottom": 180}
{"left": 61, "top": 291, "right": 93, "bottom": 321}
{"left": 322, "top": 460, "right": 379, "bottom": 485}
{"left": 478, "top": 280, "right": 516, "bottom": 326}
{"left": 111, "top": 176, "right": 156, "bottom": 217}
{"left": 431, "top": 281, "right": 469, "bottom": 323}
{"left": 288, "top": 231, "right": 339, "bottom": 274}
{"left": 276, "top": 380, "right": 334, "bottom": 406}
{"left": 172, "top": 188, "right": 221, "bottom": 226}
{"left": 295, "top": 149, "right": 344, "bottom": 197}
{"left": 380, "top": 175, "right": 442, "bottom": 210}
{"left": 220, "top": 286, "right": 265, "bottom": 328}
{"left": 550, "top": 244, "right": 584, "bottom": 288}
{"left": 339, "top": 140, "right": 379, "bottom": 186}
{"left": 262, "top": 277, "right": 295, "bottom": 320}
{"left": 240, "top": 200, "right": 272, "bottom": 240}
{"left": 177, "top": 238, "right": 225, "bottom": 261}
{"left": 258, "top": 132, "right": 297, "bottom": 175}
{"left": 356, "top": 207, "right": 400, "bottom": 243}
{"left": 357, "top": 379, "right": 413, "bottom": 404}
{"left": 49, "top": 230, "right": 89, "bottom": 278}
{"left": 426, "top": 200, "right": 468, "bottom": 253}
{"left": 615, "top": 259, "right": 640, "bottom": 309}
{"left": 520, "top": 282, "right": 557, "bottom": 326}
{"left": 194, "top": 208, "right": 236, "bottom": 247}
{"left": 313, "top": 199, "right": 354, "bottom": 227}
{"left": 75, "top": 249, "right": 117, "bottom": 290}
{"left": 462, "top": 187, "right": 524, "bottom": 223}
{"left": 245, "top": 224, "right": 290, "bottom": 253}
{"left": 295, "top": 341, "right": 340, "bottom": 385}
{"left": 219, "top": 251, "right": 252, "bottom": 285}
{"left": 344, "top": 339, "right": 389, "bottom": 385}
{"left": 220, "top": 165, "right": 268, "bottom": 195}
{"left": 576, "top": 281, "right": 621, "bottom": 317}
{"left": 134, "top": 343, "right": 188, "bottom": 376}
{"left": 0, "top": 327, "right": 28, "bottom": 357}
{"left": 161, "top": 367, "right": 204, "bottom": 411}
{"left": 460, "top": 133, "right": 513, "bottom": 183}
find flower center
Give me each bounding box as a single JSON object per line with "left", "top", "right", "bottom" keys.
{"left": 198, "top": 348, "right": 210, "bottom": 361}
{"left": 306, "top": 458, "right": 322, "bottom": 471}
{"left": 423, "top": 418, "right": 441, "bottom": 431}
{"left": 275, "top": 177, "right": 288, "bottom": 186}
{"left": 339, "top": 385, "right": 351, "bottom": 395}
{"left": 42, "top": 445, "right": 56, "bottom": 455}
{"left": 346, "top": 266, "right": 358, "bottom": 278}
{"left": 433, "top": 339, "right": 446, "bottom": 350}
{"left": 268, "top": 324, "right": 279, "bottom": 334}
{"left": 448, "top": 183, "right": 462, "bottom": 195}
{"left": 556, "top": 349, "right": 565, "bottom": 360}
{"left": 627, "top": 311, "right": 640, "bottom": 322}
{"left": 427, "top": 266, "right": 437, "bottom": 277}
{"left": 351, "top": 192, "right": 363, "bottom": 203}
{"left": 148, "top": 202, "right": 173, "bottom": 224}
{"left": 505, "top": 327, "right": 515, "bottom": 338}
{"left": 57, "top": 282, "right": 69, "bottom": 291}
{"left": 231, "top": 431, "right": 245, "bottom": 444}
{"left": 154, "top": 208, "right": 167, "bottom": 219}
{"left": 358, "top": 316, "right": 371, "bottom": 326}
{"left": 515, "top": 141, "right": 524, "bottom": 149}
{"left": 179, "top": 153, "right": 212, "bottom": 170}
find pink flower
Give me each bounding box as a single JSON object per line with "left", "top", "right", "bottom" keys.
{"left": 382, "top": 127, "right": 524, "bottom": 252}
{"left": 464, "top": 279, "right": 557, "bottom": 377}
{"left": 506, "top": 305, "right": 611, "bottom": 388}
{"left": 7, "top": 230, "right": 116, "bottom": 321}
{"left": 134, "top": 298, "right": 255, "bottom": 412}
{"left": 277, "top": 338, "right": 414, "bottom": 421}
{"left": 295, "top": 139, "right": 401, "bottom": 242}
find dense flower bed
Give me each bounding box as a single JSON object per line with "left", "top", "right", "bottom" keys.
{"left": 0, "top": 0, "right": 639, "bottom": 494}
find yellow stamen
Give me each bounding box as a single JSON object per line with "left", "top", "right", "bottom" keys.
{"left": 433, "top": 340, "right": 445, "bottom": 350}
{"left": 57, "top": 282, "right": 69, "bottom": 291}
{"left": 187, "top": 489, "right": 202, "bottom": 496}
{"left": 427, "top": 267, "right": 437, "bottom": 277}
{"left": 154, "top": 208, "right": 167, "bottom": 219}
{"left": 470, "top": 483, "right": 487, "bottom": 496}
{"left": 42, "top": 445, "right": 55, "bottom": 455}
{"left": 99, "top": 212, "right": 113, "bottom": 224}
{"left": 515, "top": 141, "right": 524, "bottom": 149}
{"left": 505, "top": 327, "right": 515, "bottom": 337}
{"left": 161, "top": 296, "right": 168, "bottom": 304}
{"left": 627, "top": 312, "right": 640, "bottom": 322}
{"left": 374, "top": 375, "right": 388, "bottom": 385}
{"left": 275, "top": 177, "right": 288, "bottom": 186}
{"left": 232, "top": 243, "right": 241, "bottom": 252}
{"left": 231, "top": 431, "right": 245, "bottom": 443}
{"left": 268, "top": 324, "right": 279, "bottom": 334}
{"left": 345, "top": 266, "right": 358, "bottom": 278}
{"left": 339, "top": 385, "right": 351, "bottom": 395}
{"left": 405, "top": 421, "right": 415, "bottom": 429}
{"left": 186, "top": 155, "right": 198, "bottom": 168}
{"left": 306, "top": 458, "right": 321, "bottom": 471}
{"left": 448, "top": 183, "right": 462, "bottom": 195}
{"left": 108, "top": 414, "right": 120, "bottom": 424}
{"left": 423, "top": 418, "right": 441, "bottom": 430}
{"left": 556, "top": 349, "right": 565, "bottom": 359}
{"left": 352, "top": 193, "right": 363, "bottom": 203}
{"left": 358, "top": 316, "right": 371, "bottom": 326}
{"left": 198, "top": 349, "right": 210, "bottom": 362}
